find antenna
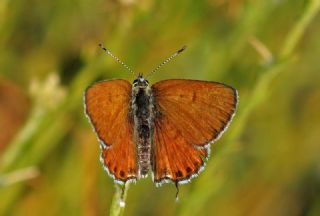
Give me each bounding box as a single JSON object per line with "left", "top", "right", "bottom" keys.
{"left": 99, "top": 44, "right": 135, "bottom": 75}
{"left": 146, "top": 45, "right": 187, "bottom": 78}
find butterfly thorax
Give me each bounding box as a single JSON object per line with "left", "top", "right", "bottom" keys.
{"left": 131, "top": 75, "right": 155, "bottom": 178}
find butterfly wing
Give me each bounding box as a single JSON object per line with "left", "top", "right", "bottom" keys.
{"left": 84, "top": 80, "right": 137, "bottom": 183}
{"left": 153, "top": 116, "right": 210, "bottom": 185}
{"left": 151, "top": 79, "right": 238, "bottom": 184}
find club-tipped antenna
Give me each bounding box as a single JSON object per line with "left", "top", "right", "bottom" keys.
{"left": 99, "top": 44, "right": 135, "bottom": 75}
{"left": 146, "top": 45, "right": 187, "bottom": 78}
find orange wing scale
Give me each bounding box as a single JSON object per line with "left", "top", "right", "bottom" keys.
{"left": 84, "top": 80, "right": 137, "bottom": 183}
{"left": 152, "top": 80, "right": 237, "bottom": 184}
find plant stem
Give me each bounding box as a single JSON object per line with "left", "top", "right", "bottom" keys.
{"left": 280, "top": 0, "right": 320, "bottom": 59}
{"left": 230, "top": 0, "right": 320, "bottom": 141}
{"left": 109, "top": 184, "right": 129, "bottom": 216}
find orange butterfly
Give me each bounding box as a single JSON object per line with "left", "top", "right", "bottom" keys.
{"left": 84, "top": 45, "right": 238, "bottom": 191}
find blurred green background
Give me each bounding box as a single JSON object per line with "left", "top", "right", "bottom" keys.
{"left": 1, "top": 0, "right": 320, "bottom": 215}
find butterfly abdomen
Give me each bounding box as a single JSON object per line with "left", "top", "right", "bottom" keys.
{"left": 132, "top": 85, "right": 155, "bottom": 178}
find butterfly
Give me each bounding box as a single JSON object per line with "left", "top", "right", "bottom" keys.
{"left": 84, "top": 44, "right": 238, "bottom": 192}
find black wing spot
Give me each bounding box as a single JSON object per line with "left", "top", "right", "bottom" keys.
{"left": 186, "top": 166, "right": 192, "bottom": 173}
{"left": 176, "top": 170, "right": 183, "bottom": 177}
{"left": 120, "top": 171, "right": 125, "bottom": 177}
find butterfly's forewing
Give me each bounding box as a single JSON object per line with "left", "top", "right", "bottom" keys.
{"left": 84, "top": 80, "right": 137, "bottom": 183}
{"left": 152, "top": 80, "right": 238, "bottom": 184}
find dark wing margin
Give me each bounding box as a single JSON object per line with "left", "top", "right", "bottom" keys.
{"left": 84, "top": 79, "right": 138, "bottom": 184}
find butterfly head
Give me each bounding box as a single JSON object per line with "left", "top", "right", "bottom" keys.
{"left": 133, "top": 74, "right": 149, "bottom": 89}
